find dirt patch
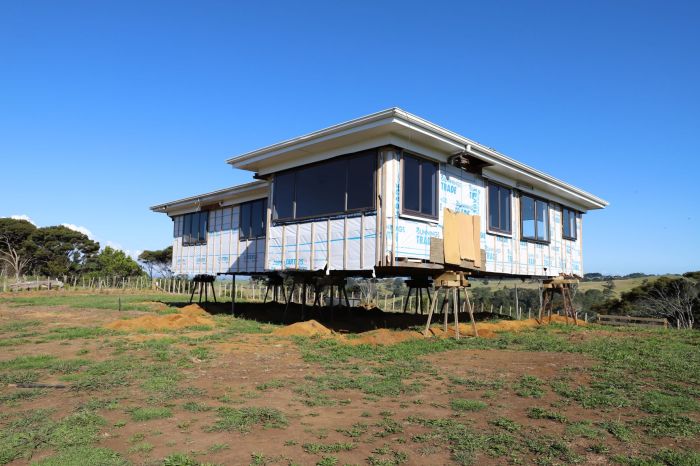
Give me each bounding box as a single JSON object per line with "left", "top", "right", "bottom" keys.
{"left": 344, "top": 328, "right": 422, "bottom": 345}
{"left": 105, "top": 304, "right": 215, "bottom": 331}
{"left": 272, "top": 319, "right": 332, "bottom": 337}
{"left": 136, "top": 301, "right": 172, "bottom": 312}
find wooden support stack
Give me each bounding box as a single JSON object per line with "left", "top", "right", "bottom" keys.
{"left": 263, "top": 274, "right": 284, "bottom": 304}
{"left": 538, "top": 277, "right": 578, "bottom": 325}
{"left": 189, "top": 274, "right": 217, "bottom": 304}
{"left": 423, "top": 271, "right": 478, "bottom": 339}
{"left": 403, "top": 277, "right": 432, "bottom": 314}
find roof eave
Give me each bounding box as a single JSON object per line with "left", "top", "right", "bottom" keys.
{"left": 149, "top": 180, "right": 268, "bottom": 214}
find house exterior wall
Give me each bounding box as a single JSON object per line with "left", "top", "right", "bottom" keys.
{"left": 381, "top": 149, "right": 584, "bottom": 277}
{"left": 265, "top": 214, "right": 377, "bottom": 272}
{"left": 171, "top": 205, "right": 266, "bottom": 275}
{"left": 168, "top": 148, "right": 584, "bottom": 278}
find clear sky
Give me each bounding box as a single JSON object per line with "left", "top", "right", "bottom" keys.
{"left": 1, "top": 1, "right": 698, "bottom": 275}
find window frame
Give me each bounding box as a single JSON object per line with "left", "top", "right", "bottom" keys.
{"left": 400, "top": 151, "right": 439, "bottom": 220}
{"left": 181, "top": 211, "right": 208, "bottom": 246}
{"left": 486, "top": 181, "right": 513, "bottom": 235}
{"left": 239, "top": 198, "right": 268, "bottom": 241}
{"left": 272, "top": 150, "right": 377, "bottom": 223}
{"left": 519, "top": 193, "right": 550, "bottom": 244}
{"left": 561, "top": 206, "right": 578, "bottom": 241}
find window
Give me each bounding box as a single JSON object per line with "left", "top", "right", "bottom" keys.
{"left": 239, "top": 198, "right": 267, "bottom": 240}
{"left": 180, "top": 211, "right": 208, "bottom": 246}
{"left": 402, "top": 153, "right": 437, "bottom": 218}
{"left": 562, "top": 207, "right": 577, "bottom": 240}
{"left": 272, "top": 150, "right": 376, "bottom": 221}
{"left": 487, "top": 182, "right": 512, "bottom": 234}
{"left": 520, "top": 195, "right": 549, "bottom": 242}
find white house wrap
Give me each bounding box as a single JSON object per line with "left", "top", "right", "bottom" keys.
{"left": 152, "top": 108, "right": 605, "bottom": 278}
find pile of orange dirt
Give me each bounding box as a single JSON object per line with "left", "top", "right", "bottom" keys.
{"left": 137, "top": 301, "right": 171, "bottom": 312}
{"left": 429, "top": 314, "right": 585, "bottom": 339}
{"left": 105, "top": 304, "right": 215, "bottom": 331}
{"left": 344, "top": 328, "right": 423, "bottom": 346}
{"left": 272, "top": 320, "right": 333, "bottom": 337}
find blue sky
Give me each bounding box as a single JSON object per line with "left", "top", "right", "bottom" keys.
{"left": 1, "top": 1, "right": 698, "bottom": 274}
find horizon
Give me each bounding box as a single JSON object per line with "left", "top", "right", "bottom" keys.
{"left": 1, "top": 1, "right": 698, "bottom": 275}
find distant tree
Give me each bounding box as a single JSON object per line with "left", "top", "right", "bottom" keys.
{"left": 138, "top": 246, "right": 173, "bottom": 278}
{"left": 583, "top": 272, "right": 603, "bottom": 281}
{"left": 0, "top": 235, "right": 33, "bottom": 279}
{"left": 86, "top": 247, "right": 143, "bottom": 279}
{"left": 30, "top": 226, "right": 100, "bottom": 277}
{"left": 602, "top": 279, "right": 616, "bottom": 300}
{"left": 638, "top": 277, "right": 697, "bottom": 329}
{"left": 391, "top": 277, "right": 405, "bottom": 295}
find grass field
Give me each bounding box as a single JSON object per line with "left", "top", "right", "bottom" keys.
{"left": 0, "top": 291, "right": 699, "bottom": 465}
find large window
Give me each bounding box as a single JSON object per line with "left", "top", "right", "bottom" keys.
{"left": 562, "top": 207, "right": 577, "bottom": 240}
{"left": 272, "top": 150, "right": 376, "bottom": 221}
{"left": 402, "top": 153, "right": 437, "bottom": 218}
{"left": 180, "top": 211, "right": 208, "bottom": 246}
{"left": 487, "top": 182, "right": 512, "bottom": 234}
{"left": 239, "top": 199, "right": 267, "bottom": 240}
{"left": 521, "top": 195, "right": 549, "bottom": 242}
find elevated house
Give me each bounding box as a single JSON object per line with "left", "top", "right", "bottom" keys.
{"left": 151, "top": 108, "right": 607, "bottom": 284}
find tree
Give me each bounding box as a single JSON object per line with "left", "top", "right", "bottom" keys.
{"left": 602, "top": 279, "right": 616, "bottom": 300}
{"left": 638, "top": 277, "right": 697, "bottom": 329}
{"left": 0, "top": 218, "right": 37, "bottom": 279}
{"left": 0, "top": 235, "right": 33, "bottom": 279}
{"left": 30, "top": 226, "right": 100, "bottom": 277}
{"left": 138, "top": 246, "right": 173, "bottom": 278}
{"left": 86, "top": 247, "right": 143, "bottom": 279}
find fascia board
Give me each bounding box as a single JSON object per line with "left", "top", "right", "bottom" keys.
{"left": 150, "top": 182, "right": 268, "bottom": 214}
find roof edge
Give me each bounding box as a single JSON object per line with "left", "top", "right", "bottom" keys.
{"left": 149, "top": 180, "right": 268, "bottom": 213}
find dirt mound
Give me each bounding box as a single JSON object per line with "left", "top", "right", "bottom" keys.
{"left": 345, "top": 328, "right": 422, "bottom": 346}
{"left": 272, "top": 320, "right": 333, "bottom": 337}
{"left": 105, "top": 304, "right": 215, "bottom": 331}
{"left": 137, "top": 301, "right": 171, "bottom": 312}
{"left": 427, "top": 315, "right": 585, "bottom": 339}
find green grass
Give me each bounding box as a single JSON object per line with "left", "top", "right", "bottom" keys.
{"left": 526, "top": 407, "right": 568, "bottom": 423}
{"left": 0, "top": 292, "right": 186, "bottom": 312}
{"left": 302, "top": 442, "right": 356, "bottom": 454}
{"left": 450, "top": 398, "right": 488, "bottom": 412}
{"left": 33, "top": 446, "right": 129, "bottom": 466}
{"left": 513, "top": 375, "right": 545, "bottom": 398}
{"left": 205, "top": 407, "right": 288, "bottom": 433}
{"left": 130, "top": 407, "right": 173, "bottom": 422}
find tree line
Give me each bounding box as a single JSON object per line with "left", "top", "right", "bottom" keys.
{"left": 0, "top": 218, "right": 171, "bottom": 281}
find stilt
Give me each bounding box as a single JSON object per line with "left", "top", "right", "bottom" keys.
{"left": 453, "top": 287, "right": 460, "bottom": 339}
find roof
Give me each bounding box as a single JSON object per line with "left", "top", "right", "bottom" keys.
{"left": 226, "top": 108, "right": 608, "bottom": 211}
{"left": 150, "top": 180, "right": 268, "bottom": 215}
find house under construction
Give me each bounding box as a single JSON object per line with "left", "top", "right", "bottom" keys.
{"left": 151, "top": 108, "right": 608, "bottom": 286}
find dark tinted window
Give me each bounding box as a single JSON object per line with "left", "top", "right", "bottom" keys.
{"left": 487, "top": 182, "right": 512, "bottom": 234}
{"left": 240, "top": 199, "right": 267, "bottom": 240}
{"left": 181, "top": 211, "right": 208, "bottom": 246}
{"left": 421, "top": 160, "right": 437, "bottom": 217}
{"left": 403, "top": 155, "right": 420, "bottom": 212}
{"left": 295, "top": 158, "right": 346, "bottom": 218}
{"left": 240, "top": 202, "right": 251, "bottom": 239}
{"left": 347, "top": 152, "right": 376, "bottom": 210}
{"left": 402, "top": 154, "right": 438, "bottom": 218}
{"left": 271, "top": 150, "right": 377, "bottom": 221}
{"left": 562, "top": 207, "right": 577, "bottom": 240}
{"left": 273, "top": 172, "right": 295, "bottom": 219}
{"left": 521, "top": 195, "right": 549, "bottom": 242}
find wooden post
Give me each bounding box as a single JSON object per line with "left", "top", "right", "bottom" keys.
{"left": 453, "top": 288, "right": 460, "bottom": 340}
{"left": 423, "top": 287, "right": 440, "bottom": 336}
{"left": 465, "top": 289, "right": 478, "bottom": 338}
